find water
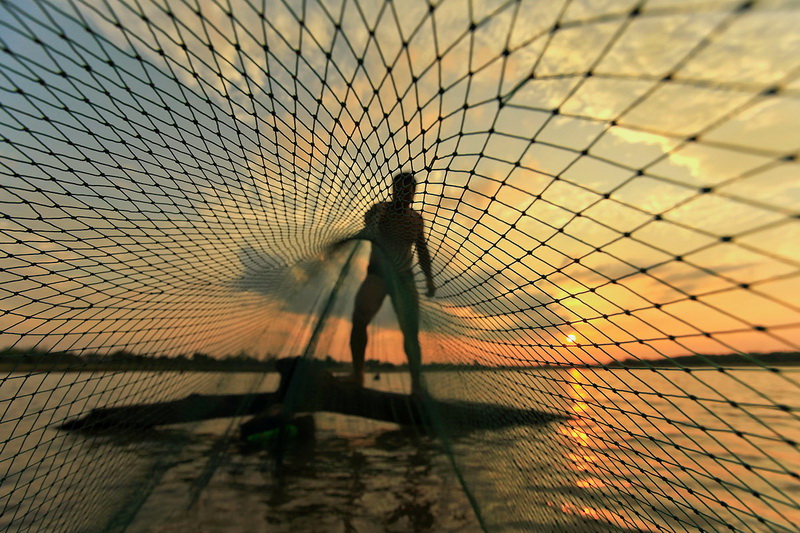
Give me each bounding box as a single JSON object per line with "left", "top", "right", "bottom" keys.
{"left": 0, "top": 371, "right": 478, "bottom": 533}
{"left": 428, "top": 368, "right": 800, "bottom": 532}
{"left": 1, "top": 369, "right": 798, "bottom": 532}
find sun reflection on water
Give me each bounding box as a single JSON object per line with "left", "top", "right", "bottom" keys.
{"left": 556, "top": 368, "right": 652, "bottom": 532}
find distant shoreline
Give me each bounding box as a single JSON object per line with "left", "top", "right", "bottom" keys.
{"left": 1, "top": 348, "right": 798, "bottom": 374}
{"left": 1, "top": 361, "right": 798, "bottom": 374}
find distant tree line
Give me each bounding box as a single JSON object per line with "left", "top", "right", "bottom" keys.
{"left": 0, "top": 347, "right": 413, "bottom": 373}
{"left": 607, "top": 351, "right": 800, "bottom": 368}
{"left": 0, "top": 347, "right": 281, "bottom": 372}
{"left": 4, "top": 346, "right": 794, "bottom": 373}
{"left": 0, "top": 348, "right": 509, "bottom": 373}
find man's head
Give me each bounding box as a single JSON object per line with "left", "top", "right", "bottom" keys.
{"left": 392, "top": 172, "right": 416, "bottom": 205}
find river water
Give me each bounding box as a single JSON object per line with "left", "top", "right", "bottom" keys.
{"left": 0, "top": 368, "right": 797, "bottom": 532}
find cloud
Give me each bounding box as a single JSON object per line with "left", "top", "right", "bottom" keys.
{"left": 3, "top": 0, "right": 797, "bottom": 364}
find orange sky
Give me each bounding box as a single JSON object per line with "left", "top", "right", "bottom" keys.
{"left": 1, "top": 0, "right": 798, "bottom": 366}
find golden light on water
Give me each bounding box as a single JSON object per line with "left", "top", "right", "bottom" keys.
{"left": 558, "top": 367, "right": 644, "bottom": 528}
{"left": 572, "top": 401, "right": 589, "bottom": 414}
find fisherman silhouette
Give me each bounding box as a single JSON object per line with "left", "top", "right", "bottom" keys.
{"left": 347, "top": 172, "right": 435, "bottom": 394}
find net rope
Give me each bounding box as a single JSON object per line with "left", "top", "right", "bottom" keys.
{"left": 1, "top": 0, "right": 799, "bottom": 531}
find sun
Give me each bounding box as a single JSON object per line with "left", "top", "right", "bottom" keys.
{"left": 566, "top": 334, "right": 578, "bottom": 343}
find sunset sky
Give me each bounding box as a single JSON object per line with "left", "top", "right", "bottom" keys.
{"left": 1, "top": 0, "right": 798, "bottom": 366}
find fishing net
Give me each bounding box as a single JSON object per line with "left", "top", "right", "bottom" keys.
{"left": 1, "top": 0, "right": 799, "bottom": 531}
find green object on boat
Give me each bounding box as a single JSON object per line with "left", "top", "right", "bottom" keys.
{"left": 247, "top": 424, "right": 298, "bottom": 445}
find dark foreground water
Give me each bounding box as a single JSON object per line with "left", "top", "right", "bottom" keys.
{"left": 0, "top": 371, "right": 480, "bottom": 533}
{"left": 124, "top": 418, "right": 478, "bottom": 533}
{"left": 1, "top": 369, "right": 798, "bottom": 532}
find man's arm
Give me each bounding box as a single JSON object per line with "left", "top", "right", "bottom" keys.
{"left": 364, "top": 203, "right": 383, "bottom": 229}
{"left": 415, "top": 218, "right": 435, "bottom": 297}
{"left": 326, "top": 204, "right": 382, "bottom": 252}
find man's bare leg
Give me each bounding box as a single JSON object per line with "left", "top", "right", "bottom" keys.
{"left": 350, "top": 274, "right": 387, "bottom": 386}
{"left": 387, "top": 273, "right": 424, "bottom": 395}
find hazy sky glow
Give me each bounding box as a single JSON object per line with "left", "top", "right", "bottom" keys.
{"left": 1, "top": 0, "right": 799, "bottom": 365}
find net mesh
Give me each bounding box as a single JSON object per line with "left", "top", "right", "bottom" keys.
{"left": 1, "top": 0, "right": 799, "bottom": 531}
